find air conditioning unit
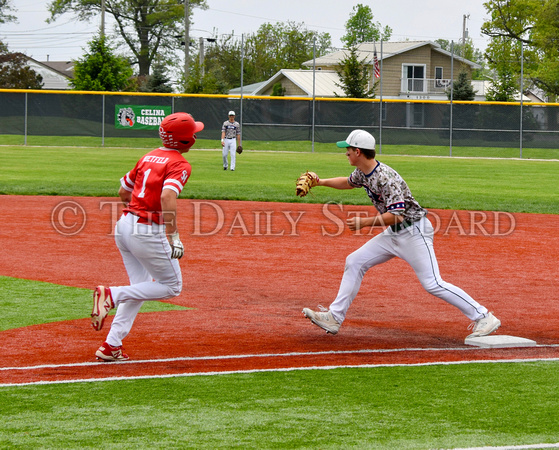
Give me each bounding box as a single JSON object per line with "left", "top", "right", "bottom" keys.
{"left": 435, "top": 79, "right": 451, "bottom": 88}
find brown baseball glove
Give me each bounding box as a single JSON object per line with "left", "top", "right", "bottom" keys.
{"left": 295, "top": 171, "right": 319, "bottom": 197}
{"left": 236, "top": 145, "right": 243, "bottom": 154}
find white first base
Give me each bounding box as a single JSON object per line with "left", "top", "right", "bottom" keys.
{"left": 464, "top": 335, "right": 537, "bottom": 348}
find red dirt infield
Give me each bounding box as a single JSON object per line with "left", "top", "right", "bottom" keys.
{"left": 0, "top": 195, "right": 557, "bottom": 385}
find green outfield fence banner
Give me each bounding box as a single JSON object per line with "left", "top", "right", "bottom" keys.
{"left": 0, "top": 89, "right": 558, "bottom": 156}
{"left": 115, "top": 105, "right": 172, "bottom": 129}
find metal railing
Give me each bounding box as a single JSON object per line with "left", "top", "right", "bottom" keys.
{"left": 400, "top": 78, "right": 452, "bottom": 96}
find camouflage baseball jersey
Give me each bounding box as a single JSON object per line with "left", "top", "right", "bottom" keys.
{"left": 348, "top": 161, "right": 427, "bottom": 222}
{"left": 222, "top": 120, "right": 240, "bottom": 139}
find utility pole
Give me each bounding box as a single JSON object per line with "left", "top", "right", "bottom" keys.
{"left": 184, "top": 0, "right": 190, "bottom": 81}
{"left": 199, "top": 36, "right": 204, "bottom": 76}
{"left": 100, "top": 0, "right": 105, "bottom": 37}
{"left": 198, "top": 35, "right": 216, "bottom": 77}
{"left": 462, "top": 14, "right": 470, "bottom": 45}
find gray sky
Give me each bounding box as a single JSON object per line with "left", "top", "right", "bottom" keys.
{"left": 1, "top": 0, "right": 491, "bottom": 62}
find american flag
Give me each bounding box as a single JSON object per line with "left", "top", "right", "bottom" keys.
{"left": 373, "top": 45, "right": 380, "bottom": 78}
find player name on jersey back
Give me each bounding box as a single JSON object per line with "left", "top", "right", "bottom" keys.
{"left": 143, "top": 155, "right": 170, "bottom": 164}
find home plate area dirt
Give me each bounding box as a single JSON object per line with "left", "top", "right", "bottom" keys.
{"left": 0, "top": 196, "right": 557, "bottom": 385}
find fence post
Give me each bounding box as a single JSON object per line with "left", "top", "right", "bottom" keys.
{"left": 311, "top": 37, "right": 316, "bottom": 153}
{"left": 101, "top": 94, "right": 106, "bottom": 147}
{"left": 449, "top": 41, "right": 454, "bottom": 157}
{"left": 520, "top": 41, "right": 524, "bottom": 158}
{"left": 378, "top": 40, "right": 383, "bottom": 154}
{"left": 240, "top": 33, "right": 244, "bottom": 148}
{"left": 24, "top": 92, "right": 28, "bottom": 146}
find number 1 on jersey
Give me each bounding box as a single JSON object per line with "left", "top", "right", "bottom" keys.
{"left": 138, "top": 168, "right": 151, "bottom": 198}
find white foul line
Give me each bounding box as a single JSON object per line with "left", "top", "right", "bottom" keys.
{"left": 1, "top": 358, "right": 559, "bottom": 387}
{"left": 2, "top": 344, "right": 559, "bottom": 372}
{"left": 0, "top": 349, "right": 558, "bottom": 387}
{"left": 451, "top": 444, "right": 559, "bottom": 449}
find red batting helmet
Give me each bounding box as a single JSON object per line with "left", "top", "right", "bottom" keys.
{"left": 159, "top": 112, "right": 204, "bottom": 150}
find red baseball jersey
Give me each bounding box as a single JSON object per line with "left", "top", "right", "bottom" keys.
{"left": 120, "top": 148, "right": 192, "bottom": 224}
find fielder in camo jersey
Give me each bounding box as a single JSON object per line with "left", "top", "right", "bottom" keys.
{"left": 221, "top": 110, "right": 241, "bottom": 171}
{"left": 302, "top": 129, "right": 501, "bottom": 338}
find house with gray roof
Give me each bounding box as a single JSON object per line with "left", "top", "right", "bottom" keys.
{"left": 28, "top": 58, "right": 74, "bottom": 90}
{"left": 239, "top": 41, "right": 482, "bottom": 101}
{"left": 249, "top": 69, "right": 343, "bottom": 97}
{"left": 303, "top": 40, "right": 481, "bottom": 100}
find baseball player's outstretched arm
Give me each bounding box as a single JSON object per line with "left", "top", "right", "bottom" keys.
{"left": 318, "top": 177, "right": 354, "bottom": 190}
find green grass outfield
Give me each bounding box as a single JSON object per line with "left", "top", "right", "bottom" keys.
{"left": 1, "top": 145, "right": 558, "bottom": 213}
{"left": 2, "top": 362, "right": 558, "bottom": 449}
{"left": 2, "top": 134, "right": 559, "bottom": 160}
{"left": 1, "top": 142, "right": 558, "bottom": 448}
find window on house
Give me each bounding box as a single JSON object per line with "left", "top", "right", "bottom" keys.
{"left": 403, "top": 65, "right": 425, "bottom": 92}
{"left": 434, "top": 67, "right": 449, "bottom": 88}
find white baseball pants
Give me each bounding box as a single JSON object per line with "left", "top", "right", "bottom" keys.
{"left": 329, "top": 216, "right": 488, "bottom": 324}
{"left": 106, "top": 213, "right": 182, "bottom": 346}
{"left": 222, "top": 138, "right": 236, "bottom": 170}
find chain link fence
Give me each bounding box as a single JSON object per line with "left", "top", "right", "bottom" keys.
{"left": 1, "top": 90, "right": 558, "bottom": 157}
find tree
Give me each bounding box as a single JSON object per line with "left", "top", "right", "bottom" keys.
{"left": 47, "top": 0, "right": 207, "bottom": 77}
{"left": 188, "top": 34, "right": 241, "bottom": 93}
{"left": 0, "top": 0, "right": 16, "bottom": 23}
{"left": 246, "top": 22, "right": 330, "bottom": 81}
{"left": 182, "top": 60, "right": 228, "bottom": 94}
{"left": 341, "top": 3, "right": 392, "bottom": 47}
{"left": 71, "top": 35, "right": 133, "bottom": 91}
{"left": 244, "top": 22, "right": 331, "bottom": 82}
{"left": 335, "top": 46, "right": 376, "bottom": 98}
{"left": 191, "top": 22, "right": 332, "bottom": 94}
{"left": 140, "top": 60, "right": 173, "bottom": 93}
{"left": 484, "top": 37, "right": 520, "bottom": 102}
{"left": 271, "top": 83, "right": 286, "bottom": 96}
{"left": 435, "top": 38, "right": 487, "bottom": 80}
{"left": 481, "top": 0, "right": 559, "bottom": 98}
{"left": 0, "top": 42, "right": 43, "bottom": 89}
{"left": 485, "top": 70, "right": 518, "bottom": 102}
{"left": 447, "top": 71, "right": 476, "bottom": 100}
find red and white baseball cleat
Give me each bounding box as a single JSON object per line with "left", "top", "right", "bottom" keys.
{"left": 95, "top": 342, "right": 129, "bottom": 362}
{"left": 91, "top": 286, "right": 115, "bottom": 331}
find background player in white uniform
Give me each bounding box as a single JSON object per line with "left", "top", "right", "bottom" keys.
{"left": 221, "top": 110, "right": 241, "bottom": 171}
{"left": 91, "top": 112, "right": 204, "bottom": 361}
{"left": 302, "top": 129, "right": 501, "bottom": 339}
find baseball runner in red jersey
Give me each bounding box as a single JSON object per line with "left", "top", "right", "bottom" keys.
{"left": 302, "top": 129, "right": 501, "bottom": 339}
{"left": 91, "top": 112, "right": 204, "bottom": 361}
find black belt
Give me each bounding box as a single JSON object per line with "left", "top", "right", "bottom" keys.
{"left": 390, "top": 220, "right": 415, "bottom": 232}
